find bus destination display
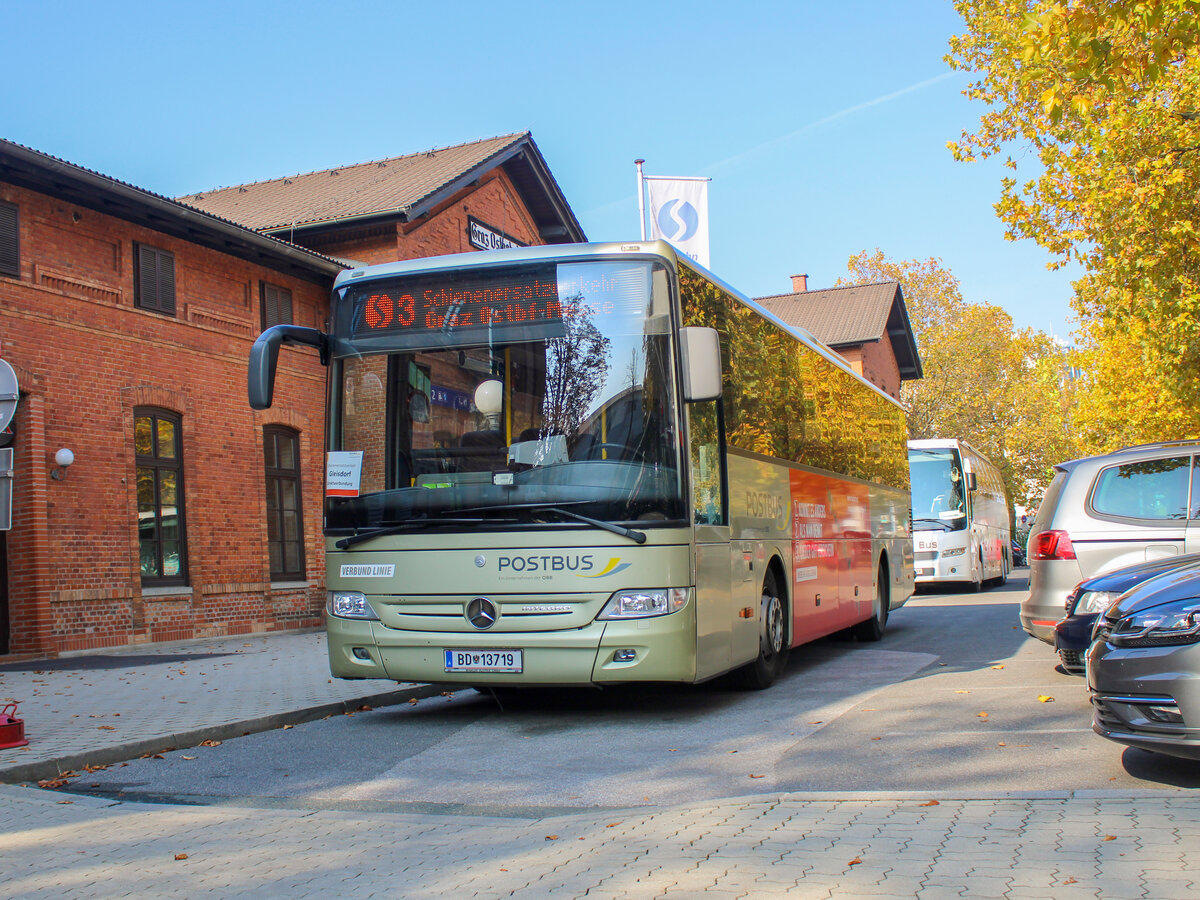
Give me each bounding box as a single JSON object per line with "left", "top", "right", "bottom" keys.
{"left": 352, "top": 267, "right": 562, "bottom": 338}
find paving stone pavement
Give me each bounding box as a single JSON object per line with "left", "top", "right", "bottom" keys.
{"left": 0, "top": 630, "right": 437, "bottom": 782}
{"left": 2, "top": 786, "right": 1199, "bottom": 898}
{"left": 1, "top": 630, "right": 1199, "bottom": 898}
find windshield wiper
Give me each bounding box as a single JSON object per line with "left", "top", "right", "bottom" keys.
{"left": 334, "top": 517, "right": 496, "bottom": 550}
{"left": 459, "top": 502, "right": 647, "bottom": 544}
{"left": 912, "top": 517, "right": 951, "bottom": 531}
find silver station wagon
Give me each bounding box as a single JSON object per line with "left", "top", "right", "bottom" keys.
{"left": 1021, "top": 441, "right": 1200, "bottom": 643}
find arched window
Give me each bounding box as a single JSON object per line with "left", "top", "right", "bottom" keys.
{"left": 134, "top": 408, "right": 188, "bottom": 586}
{"left": 264, "top": 426, "right": 306, "bottom": 581}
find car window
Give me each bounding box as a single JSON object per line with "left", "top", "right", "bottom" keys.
{"left": 1192, "top": 457, "right": 1200, "bottom": 519}
{"left": 1091, "top": 456, "right": 1190, "bottom": 520}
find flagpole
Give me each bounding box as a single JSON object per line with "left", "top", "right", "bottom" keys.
{"left": 634, "top": 159, "right": 646, "bottom": 240}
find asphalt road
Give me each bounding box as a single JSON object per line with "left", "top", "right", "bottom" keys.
{"left": 55, "top": 571, "right": 1200, "bottom": 813}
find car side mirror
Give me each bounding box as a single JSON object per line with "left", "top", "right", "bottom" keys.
{"left": 965, "top": 471, "right": 977, "bottom": 492}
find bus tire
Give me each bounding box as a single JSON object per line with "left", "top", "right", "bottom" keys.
{"left": 853, "top": 562, "right": 889, "bottom": 642}
{"left": 732, "top": 572, "right": 788, "bottom": 690}
{"left": 972, "top": 552, "right": 985, "bottom": 592}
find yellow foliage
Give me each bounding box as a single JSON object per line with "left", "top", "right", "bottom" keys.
{"left": 950, "top": 0, "right": 1200, "bottom": 409}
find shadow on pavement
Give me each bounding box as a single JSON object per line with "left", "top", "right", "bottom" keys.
{"left": 0, "top": 652, "right": 235, "bottom": 673}
{"left": 1121, "top": 747, "right": 1200, "bottom": 787}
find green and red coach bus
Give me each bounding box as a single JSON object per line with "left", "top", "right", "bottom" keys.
{"left": 249, "top": 241, "right": 914, "bottom": 690}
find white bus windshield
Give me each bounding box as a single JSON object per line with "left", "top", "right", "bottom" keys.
{"left": 325, "top": 259, "right": 685, "bottom": 531}
{"left": 909, "top": 447, "right": 967, "bottom": 531}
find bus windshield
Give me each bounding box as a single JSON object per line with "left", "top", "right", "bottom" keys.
{"left": 909, "top": 447, "right": 967, "bottom": 531}
{"left": 325, "top": 259, "right": 685, "bottom": 531}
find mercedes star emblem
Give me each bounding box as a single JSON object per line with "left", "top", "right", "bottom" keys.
{"left": 466, "top": 597, "right": 498, "bottom": 630}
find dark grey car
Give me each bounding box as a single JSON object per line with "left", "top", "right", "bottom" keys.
{"left": 1088, "top": 560, "right": 1200, "bottom": 760}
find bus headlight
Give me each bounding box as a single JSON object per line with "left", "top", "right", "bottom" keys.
{"left": 327, "top": 591, "right": 379, "bottom": 620}
{"left": 941, "top": 547, "right": 966, "bottom": 558}
{"left": 598, "top": 587, "right": 690, "bottom": 620}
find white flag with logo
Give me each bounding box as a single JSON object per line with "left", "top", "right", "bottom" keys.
{"left": 646, "top": 177, "right": 710, "bottom": 268}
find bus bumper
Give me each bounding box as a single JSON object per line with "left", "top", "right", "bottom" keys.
{"left": 915, "top": 560, "right": 972, "bottom": 585}
{"left": 326, "top": 606, "right": 698, "bottom": 686}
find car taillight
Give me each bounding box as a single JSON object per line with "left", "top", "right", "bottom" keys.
{"left": 1030, "top": 530, "right": 1076, "bottom": 560}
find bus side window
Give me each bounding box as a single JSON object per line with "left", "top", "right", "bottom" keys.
{"left": 690, "top": 401, "right": 727, "bottom": 526}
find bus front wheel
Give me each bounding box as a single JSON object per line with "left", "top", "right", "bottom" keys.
{"left": 732, "top": 573, "right": 789, "bottom": 690}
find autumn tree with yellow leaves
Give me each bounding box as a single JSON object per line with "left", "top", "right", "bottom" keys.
{"left": 842, "top": 250, "right": 1079, "bottom": 510}
{"left": 948, "top": 0, "right": 1200, "bottom": 444}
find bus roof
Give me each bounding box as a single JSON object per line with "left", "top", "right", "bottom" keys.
{"left": 333, "top": 241, "right": 904, "bottom": 411}
{"left": 908, "top": 438, "right": 999, "bottom": 467}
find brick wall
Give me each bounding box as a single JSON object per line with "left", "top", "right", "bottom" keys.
{"left": 0, "top": 183, "right": 331, "bottom": 655}
{"left": 834, "top": 342, "right": 902, "bottom": 401}
{"left": 0, "top": 163, "right": 550, "bottom": 657}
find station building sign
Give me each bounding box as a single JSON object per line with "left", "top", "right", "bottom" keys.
{"left": 467, "top": 216, "right": 526, "bottom": 252}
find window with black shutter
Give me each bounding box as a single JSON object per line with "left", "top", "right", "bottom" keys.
{"left": 263, "top": 426, "right": 305, "bottom": 580}
{"left": 261, "top": 282, "right": 294, "bottom": 329}
{"left": 134, "top": 243, "right": 176, "bottom": 315}
{"left": 0, "top": 202, "right": 18, "bottom": 278}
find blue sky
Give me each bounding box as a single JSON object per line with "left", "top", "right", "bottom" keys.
{"left": 3, "top": 0, "right": 1078, "bottom": 336}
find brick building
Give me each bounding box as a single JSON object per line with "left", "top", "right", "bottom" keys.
{"left": 758, "top": 275, "right": 922, "bottom": 400}
{"left": 0, "top": 133, "right": 583, "bottom": 657}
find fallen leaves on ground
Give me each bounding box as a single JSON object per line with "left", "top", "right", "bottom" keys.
{"left": 545, "top": 835, "right": 558, "bottom": 841}
{"left": 977, "top": 712, "right": 989, "bottom": 719}
{"left": 199, "top": 740, "right": 222, "bottom": 747}
{"left": 174, "top": 854, "right": 189, "bottom": 861}
{"left": 1038, "top": 695, "right": 1055, "bottom": 703}
{"left": 1103, "top": 835, "right": 1117, "bottom": 841}
{"left": 919, "top": 800, "right": 940, "bottom": 807}
{"left": 749, "top": 773, "right": 765, "bottom": 778}
{"left": 990, "top": 665, "right": 1005, "bottom": 670}
{"left": 848, "top": 857, "right": 862, "bottom": 866}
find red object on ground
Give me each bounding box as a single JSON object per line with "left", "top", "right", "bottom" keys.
{"left": 0, "top": 702, "right": 28, "bottom": 749}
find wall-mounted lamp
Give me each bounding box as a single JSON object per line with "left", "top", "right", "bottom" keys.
{"left": 50, "top": 447, "right": 74, "bottom": 480}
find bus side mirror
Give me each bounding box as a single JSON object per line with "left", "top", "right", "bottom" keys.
{"left": 248, "top": 325, "right": 330, "bottom": 410}
{"left": 965, "top": 471, "right": 977, "bottom": 492}
{"left": 679, "top": 327, "right": 722, "bottom": 402}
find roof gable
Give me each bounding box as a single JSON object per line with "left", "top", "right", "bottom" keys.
{"left": 758, "top": 281, "right": 923, "bottom": 380}
{"left": 178, "top": 132, "right": 585, "bottom": 245}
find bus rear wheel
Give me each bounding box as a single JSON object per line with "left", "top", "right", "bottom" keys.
{"left": 852, "top": 563, "right": 890, "bottom": 642}
{"left": 732, "top": 573, "right": 788, "bottom": 690}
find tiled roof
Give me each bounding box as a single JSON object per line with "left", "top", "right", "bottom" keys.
{"left": 758, "top": 282, "right": 923, "bottom": 380}
{"left": 0, "top": 138, "right": 344, "bottom": 283}
{"left": 179, "top": 133, "right": 541, "bottom": 233}
{"left": 759, "top": 282, "right": 898, "bottom": 345}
